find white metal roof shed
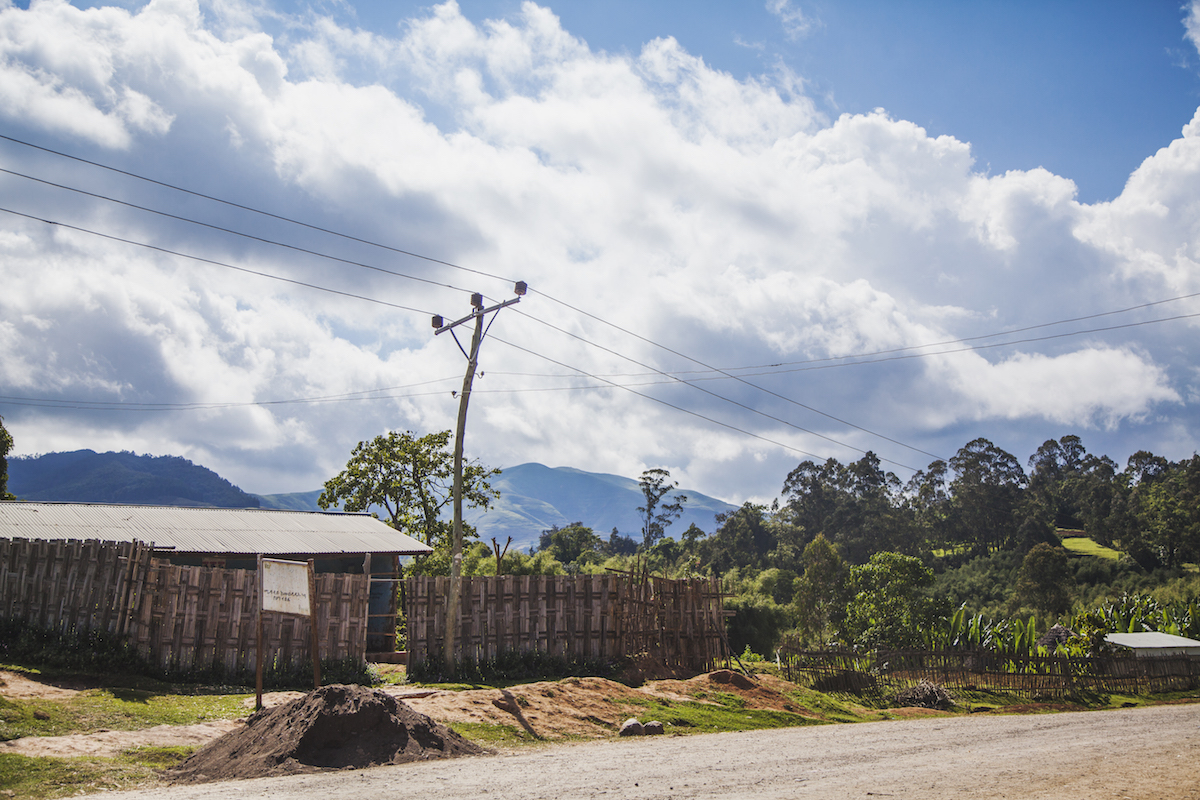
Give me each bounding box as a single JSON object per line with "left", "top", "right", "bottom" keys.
{"left": 0, "top": 501, "right": 433, "bottom": 557}
{"left": 1105, "top": 632, "right": 1200, "bottom": 657}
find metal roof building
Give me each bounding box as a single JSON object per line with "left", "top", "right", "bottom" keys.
{"left": 0, "top": 501, "right": 432, "bottom": 559}
{"left": 1105, "top": 632, "right": 1200, "bottom": 657}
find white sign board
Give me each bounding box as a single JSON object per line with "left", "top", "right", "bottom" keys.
{"left": 261, "top": 558, "right": 311, "bottom": 616}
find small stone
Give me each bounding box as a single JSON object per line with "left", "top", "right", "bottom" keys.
{"left": 619, "top": 718, "right": 644, "bottom": 736}
{"left": 32, "top": 711, "right": 50, "bottom": 721}
{"left": 643, "top": 720, "right": 665, "bottom": 735}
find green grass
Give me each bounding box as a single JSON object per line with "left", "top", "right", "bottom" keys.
{"left": 0, "top": 688, "right": 248, "bottom": 742}
{"left": 619, "top": 694, "right": 821, "bottom": 734}
{"left": 0, "top": 747, "right": 196, "bottom": 799}
{"left": 449, "top": 722, "right": 543, "bottom": 746}
{"left": 1059, "top": 536, "right": 1122, "bottom": 561}
{"left": 781, "top": 686, "right": 871, "bottom": 722}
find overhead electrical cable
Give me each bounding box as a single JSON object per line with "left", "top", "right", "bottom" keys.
{"left": 0, "top": 151, "right": 937, "bottom": 463}
{"left": 488, "top": 334, "right": 833, "bottom": 465}
{"left": 0, "top": 133, "right": 518, "bottom": 286}
{"left": 0, "top": 166, "right": 478, "bottom": 296}
{"left": 0, "top": 377, "right": 460, "bottom": 412}
{"left": 0, "top": 207, "right": 435, "bottom": 316}
{"left": 8, "top": 133, "right": 1198, "bottom": 470}
{"left": 514, "top": 302, "right": 943, "bottom": 461}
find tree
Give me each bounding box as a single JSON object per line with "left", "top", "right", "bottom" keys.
{"left": 535, "top": 522, "right": 602, "bottom": 569}
{"left": 318, "top": 430, "right": 499, "bottom": 552}
{"left": 0, "top": 415, "right": 13, "bottom": 501}
{"left": 780, "top": 452, "right": 915, "bottom": 563}
{"left": 946, "top": 438, "right": 1027, "bottom": 553}
{"left": 697, "top": 503, "right": 775, "bottom": 575}
{"left": 1137, "top": 455, "right": 1200, "bottom": 568}
{"left": 791, "top": 533, "right": 849, "bottom": 646}
{"left": 638, "top": 468, "right": 687, "bottom": 549}
{"left": 839, "top": 551, "right": 947, "bottom": 650}
{"left": 1015, "top": 543, "right": 1073, "bottom": 614}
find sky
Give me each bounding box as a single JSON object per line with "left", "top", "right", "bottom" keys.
{"left": 1, "top": 0, "right": 1199, "bottom": 512}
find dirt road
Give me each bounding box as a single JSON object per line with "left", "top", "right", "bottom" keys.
{"left": 103, "top": 702, "right": 1199, "bottom": 800}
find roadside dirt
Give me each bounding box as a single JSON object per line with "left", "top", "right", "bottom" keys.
{"left": 0, "top": 667, "right": 833, "bottom": 758}
{"left": 94, "top": 703, "right": 1200, "bottom": 800}
{"left": 0, "top": 669, "right": 87, "bottom": 700}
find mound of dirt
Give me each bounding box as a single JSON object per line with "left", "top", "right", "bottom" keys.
{"left": 643, "top": 670, "right": 816, "bottom": 716}
{"left": 167, "top": 684, "right": 484, "bottom": 785}
{"left": 404, "top": 676, "right": 652, "bottom": 740}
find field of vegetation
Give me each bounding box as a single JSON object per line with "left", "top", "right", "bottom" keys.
{"left": 402, "top": 433, "right": 1200, "bottom": 659}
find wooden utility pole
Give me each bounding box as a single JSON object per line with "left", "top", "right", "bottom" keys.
{"left": 433, "top": 281, "right": 525, "bottom": 671}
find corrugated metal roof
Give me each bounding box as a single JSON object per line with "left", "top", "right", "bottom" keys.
{"left": 0, "top": 502, "right": 433, "bottom": 556}
{"left": 1105, "top": 632, "right": 1200, "bottom": 650}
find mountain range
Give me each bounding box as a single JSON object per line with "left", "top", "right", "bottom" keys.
{"left": 6, "top": 451, "right": 737, "bottom": 548}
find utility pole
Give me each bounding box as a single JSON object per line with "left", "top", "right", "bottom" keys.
{"left": 432, "top": 281, "right": 526, "bottom": 671}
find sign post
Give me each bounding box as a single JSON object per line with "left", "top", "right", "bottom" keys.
{"left": 256, "top": 556, "right": 319, "bottom": 711}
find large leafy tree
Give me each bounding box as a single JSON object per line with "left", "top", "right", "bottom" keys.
{"left": 1015, "top": 543, "right": 1074, "bottom": 614}
{"left": 698, "top": 503, "right": 775, "bottom": 575}
{"left": 638, "top": 468, "right": 687, "bottom": 549}
{"left": 780, "top": 452, "right": 916, "bottom": 563}
{"left": 0, "top": 415, "right": 13, "bottom": 501}
{"left": 318, "top": 430, "right": 499, "bottom": 550}
{"left": 535, "top": 522, "right": 603, "bottom": 569}
{"left": 1137, "top": 454, "right": 1200, "bottom": 568}
{"left": 791, "top": 533, "right": 850, "bottom": 646}
{"left": 946, "top": 438, "right": 1027, "bottom": 553}
{"left": 839, "top": 551, "right": 947, "bottom": 650}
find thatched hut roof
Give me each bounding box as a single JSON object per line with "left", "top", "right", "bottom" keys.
{"left": 1036, "top": 624, "right": 1076, "bottom": 651}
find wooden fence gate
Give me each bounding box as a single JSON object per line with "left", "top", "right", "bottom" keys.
{"left": 406, "top": 572, "right": 727, "bottom": 671}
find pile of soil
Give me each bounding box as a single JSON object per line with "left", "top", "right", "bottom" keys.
{"left": 167, "top": 684, "right": 483, "bottom": 784}
{"left": 405, "top": 676, "right": 653, "bottom": 739}
{"left": 643, "top": 670, "right": 815, "bottom": 716}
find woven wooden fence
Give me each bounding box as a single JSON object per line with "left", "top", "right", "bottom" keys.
{"left": 780, "top": 644, "right": 1200, "bottom": 697}
{"left": 406, "top": 573, "right": 726, "bottom": 671}
{"left": 0, "top": 538, "right": 369, "bottom": 673}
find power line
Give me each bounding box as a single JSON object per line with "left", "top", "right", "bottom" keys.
{"left": 0, "top": 377, "right": 459, "bottom": 412}
{"left": 0, "top": 207, "right": 435, "bottom": 315}
{"left": 0, "top": 166, "right": 477, "bottom": 296}
{"left": 489, "top": 334, "right": 837, "bottom": 466}
{"left": 0, "top": 133, "right": 937, "bottom": 459}
{"left": 7, "top": 133, "right": 1196, "bottom": 470}
{"left": 0, "top": 133, "right": 518, "bottom": 287}
{"left": 505, "top": 306, "right": 928, "bottom": 470}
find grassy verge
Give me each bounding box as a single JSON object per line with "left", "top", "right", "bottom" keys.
{"left": 0, "top": 687, "right": 249, "bottom": 742}
{"left": 0, "top": 747, "right": 195, "bottom": 799}
{"left": 618, "top": 693, "right": 821, "bottom": 734}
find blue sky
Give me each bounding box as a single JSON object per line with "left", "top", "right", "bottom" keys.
{"left": 1, "top": 0, "right": 1199, "bottom": 510}
{"left": 331, "top": 0, "right": 1200, "bottom": 202}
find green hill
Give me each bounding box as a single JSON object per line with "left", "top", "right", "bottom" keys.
{"left": 7, "top": 450, "right": 260, "bottom": 508}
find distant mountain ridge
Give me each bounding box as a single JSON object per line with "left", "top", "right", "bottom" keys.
{"left": 7, "top": 452, "right": 738, "bottom": 548}
{"left": 466, "top": 463, "right": 738, "bottom": 549}
{"left": 7, "top": 450, "right": 260, "bottom": 508}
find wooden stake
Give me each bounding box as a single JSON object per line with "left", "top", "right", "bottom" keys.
{"left": 255, "top": 553, "right": 264, "bottom": 711}
{"left": 309, "top": 559, "right": 321, "bottom": 689}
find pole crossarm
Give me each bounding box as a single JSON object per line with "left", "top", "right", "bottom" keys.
{"left": 434, "top": 295, "right": 522, "bottom": 336}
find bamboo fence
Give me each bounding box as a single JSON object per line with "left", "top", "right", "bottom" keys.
{"left": 406, "top": 572, "right": 727, "bottom": 671}
{"left": 0, "top": 538, "right": 370, "bottom": 673}
{"left": 779, "top": 643, "right": 1200, "bottom": 697}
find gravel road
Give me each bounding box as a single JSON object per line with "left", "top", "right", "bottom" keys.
{"left": 108, "top": 703, "right": 1200, "bottom": 800}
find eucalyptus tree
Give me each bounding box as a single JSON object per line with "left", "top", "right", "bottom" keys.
{"left": 946, "top": 438, "right": 1027, "bottom": 553}
{"left": 637, "top": 468, "right": 687, "bottom": 549}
